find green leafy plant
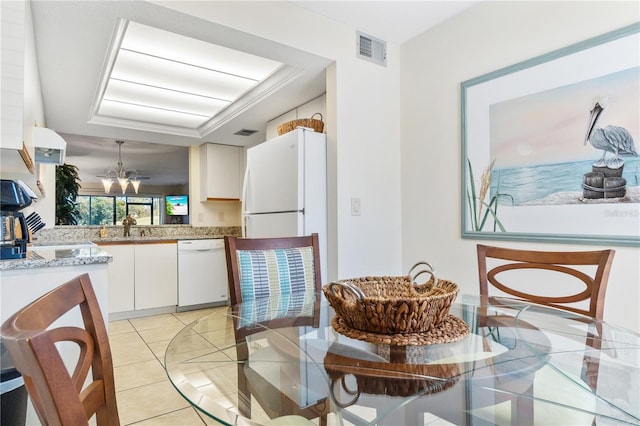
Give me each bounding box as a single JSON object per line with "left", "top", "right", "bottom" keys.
{"left": 466, "top": 159, "right": 512, "bottom": 232}
{"left": 55, "top": 163, "right": 82, "bottom": 225}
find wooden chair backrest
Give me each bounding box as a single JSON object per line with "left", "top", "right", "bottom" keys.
{"left": 476, "top": 244, "right": 615, "bottom": 320}
{"left": 0, "top": 273, "right": 119, "bottom": 426}
{"left": 224, "top": 233, "right": 322, "bottom": 306}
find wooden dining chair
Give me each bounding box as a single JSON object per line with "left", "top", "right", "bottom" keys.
{"left": 477, "top": 244, "right": 615, "bottom": 320}
{"left": 224, "top": 233, "right": 328, "bottom": 425}
{"left": 474, "top": 244, "right": 615, "bottom": 425}
{"left": 0, "top": 273, "right": 120, "bottom": 426}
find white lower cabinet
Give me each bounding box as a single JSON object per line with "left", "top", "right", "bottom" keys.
{"left": 104, "top": 242, "right": 177, "bottom": 314}
{"left": 134, "top": 243, "right": 178, "bottom": 310}
{"left": 106, "top": 244, "right": 135, "bottom": 313}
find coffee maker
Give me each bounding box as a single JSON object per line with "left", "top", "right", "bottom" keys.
{"left": 1, "top": 180, "right": 35, "bottom": 259}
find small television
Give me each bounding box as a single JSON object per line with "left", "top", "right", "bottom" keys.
{"left": 166, "top": 195, "right": 188, "bottom": 216}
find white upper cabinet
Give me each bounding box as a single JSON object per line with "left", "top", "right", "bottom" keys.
{"left": 200, "top": 143, "right": 244, "bottom": 201}
{"left": 1, "top": 0, "right": 25, "bottom": 150}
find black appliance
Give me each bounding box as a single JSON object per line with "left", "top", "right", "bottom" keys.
{"left": 1, "top": 339, "right": 28, "bottom": 426}
{"left": 1, "top": 180, "right": 35, "bottom": 259}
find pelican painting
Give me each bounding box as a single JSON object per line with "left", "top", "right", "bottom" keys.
{"left": 585, "top": 97, "right": 638, "bottom": 169}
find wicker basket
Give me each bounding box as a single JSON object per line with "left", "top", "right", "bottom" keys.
{"left": 323, "top": 276, "right": 459, "bottom": 335}
{"left": 277, "top": 113, "right": 324, "bottom": 135}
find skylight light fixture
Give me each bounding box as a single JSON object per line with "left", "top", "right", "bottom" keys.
{"left": 100, "top": 141, "right": 142, "bottom": 194}
{"left": 89, "top": 20, "right": 295, "bottom": 137}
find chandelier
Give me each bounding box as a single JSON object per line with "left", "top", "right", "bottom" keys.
{"left": 101, "top": 140, "right": 141, "bottom": 194}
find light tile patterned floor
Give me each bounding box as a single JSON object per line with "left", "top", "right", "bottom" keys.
{"left": 108, "top": 307, "right": 225, "bottom": 425}
{"left": 108, "top": 308, "right": 455, "bottom": 426}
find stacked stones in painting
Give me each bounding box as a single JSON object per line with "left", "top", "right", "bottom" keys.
{"left": 583, "top": 165, "right": 626, "bottom": 199}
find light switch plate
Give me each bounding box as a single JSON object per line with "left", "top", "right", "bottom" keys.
{"left": 351, "top": 197, "right": 361, "bottom": 216}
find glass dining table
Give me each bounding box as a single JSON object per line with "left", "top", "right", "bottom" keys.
{"left": 165, "top": 293, "right": 640, "bottom": 425}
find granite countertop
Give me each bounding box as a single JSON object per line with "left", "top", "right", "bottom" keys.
{"left": 32, "top": 225, "right": 238, "bottom": 246}
{"left": 4, "top": 226, "right": 238, "bottom": 271}
{"left": 0, "top": 246, "right": 113, "bottom": 271}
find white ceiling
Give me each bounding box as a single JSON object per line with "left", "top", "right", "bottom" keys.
{"left": 31, "top": 1, "right": 477, "bottom": 187}
{"left": 291, "top": 1, "right": 478, "bottom": 45}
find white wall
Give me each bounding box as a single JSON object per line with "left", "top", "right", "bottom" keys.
{"left": 0, "top": 0, "right": 55, "bottom": 226}
{"left": 158, "top": 1, "right": 404, "bottom": 282}
{"left": 401, "top": 1, "right": 640, "bottom": 332}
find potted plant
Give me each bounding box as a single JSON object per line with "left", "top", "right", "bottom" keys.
{"left": 55, "top": 163, "right": 82, "bottom": 225}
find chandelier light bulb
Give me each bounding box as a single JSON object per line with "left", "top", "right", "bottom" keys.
{"left": 130, "top": 179, "right": 141, "bottom": 194}
{"left": 118, "top": 177, "right": 129, "bottom": 194}
{"left": 102, "top": 177, "right": 113, "bottom": 193}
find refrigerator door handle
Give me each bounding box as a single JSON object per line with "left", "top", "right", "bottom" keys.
{"left": 241, "top": 163, "right": 250, "bottom": 205}
{"left": 241, "top": 164, "right": 250, "bottom": 213}
{"left": 241, "top": 163, "right": 250, "bottom": 237}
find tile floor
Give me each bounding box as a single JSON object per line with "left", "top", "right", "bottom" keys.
{"left": 108, "top": 307, "right": 225, "bottom": 426}
{"left": 108, "top": 307, "right": 452, "bottom": 426}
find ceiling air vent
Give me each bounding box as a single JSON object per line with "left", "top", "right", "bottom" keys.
{"left": 234, "top": 129, "right": 258, "bottom": 136}
{"left": 357, "top": 31, "right": 386, "bottom": 67}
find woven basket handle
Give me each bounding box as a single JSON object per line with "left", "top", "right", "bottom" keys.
{"left": 330, "top": 375, "right": 361, "bottom": 408}
{"left": 327, "top": 281, "right": 365, "bottom": 301}
{"left": 311, "top": 112, "right": 323, "bottom": 121}
{"left": 407, "top": 261, "right": 438, "bottom": 287}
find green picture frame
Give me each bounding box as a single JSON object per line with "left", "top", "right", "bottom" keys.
{"left": 461, "top": 23, "right": 640, "bottom": 247}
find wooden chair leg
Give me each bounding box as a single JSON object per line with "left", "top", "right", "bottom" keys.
{"left": 237, "top": 363, "right": 252, "bottom": 417}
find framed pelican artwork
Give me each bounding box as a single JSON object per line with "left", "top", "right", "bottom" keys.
{"left": 461, "top": 23, "right": 640, "bottom": 247}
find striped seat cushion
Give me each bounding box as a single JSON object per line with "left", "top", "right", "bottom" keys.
{"left": 238, "top": 290, "right": 317, "bottom": 327}
{"left": 237, "top": 247, "right": 316, "bottom": 302}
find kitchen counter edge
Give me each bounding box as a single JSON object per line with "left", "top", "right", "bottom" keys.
{"left": 94, "top": 236, "right": 224, "bottom": 244}
{"left": 1, "top": 247, "right": 113, "bottom": 271}
{"left": 34, "top": 236, "right": 225, "bottom": 246}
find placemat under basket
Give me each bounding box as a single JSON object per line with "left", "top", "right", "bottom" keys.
{"left": 323, "top": 276, "right": 469, "bottom": 345}
{"left": 331, "top": 314, "right": 469, "bottom": 346}
{"left": 277, "top": 113, "right": 324, "bottom": 135}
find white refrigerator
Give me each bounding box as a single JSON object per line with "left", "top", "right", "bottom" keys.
{"left": 243, "top": 128, "right": 327, "bottom": 281}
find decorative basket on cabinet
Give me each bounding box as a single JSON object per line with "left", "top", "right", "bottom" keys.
{"left": 277, "top": 113, "right": 324, "bottom": 135}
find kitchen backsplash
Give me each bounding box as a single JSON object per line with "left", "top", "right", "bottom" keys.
{"left": 33, "top": 225, "right": 241, "bottom": 243}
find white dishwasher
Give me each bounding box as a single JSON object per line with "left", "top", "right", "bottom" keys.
{"left": 177, "top": 239, "right": 228, "bottom": 311}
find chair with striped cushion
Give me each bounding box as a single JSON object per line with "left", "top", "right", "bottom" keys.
{"left": 224, "top": 233, "right": 328, "bottom": 425}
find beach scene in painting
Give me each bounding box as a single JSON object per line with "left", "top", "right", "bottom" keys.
{"left": 488, "top": 66, "right": 640, "bottom": 206}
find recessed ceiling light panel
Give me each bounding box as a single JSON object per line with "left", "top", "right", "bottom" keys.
{"left": 103, "top": 79, "right": 230, "bottom": 116}
{"left": 121, "top": 22, "right": 281, "bottom": 81}
{"left": 98, "top": 100, "right": 209, "bottom": 128}
{"left": 89, "top": 20, "right": 294, "bottom": 137}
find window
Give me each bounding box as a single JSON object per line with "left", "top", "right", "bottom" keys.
{"left": 77, "top": 195, "right": 163, "bottom": 225}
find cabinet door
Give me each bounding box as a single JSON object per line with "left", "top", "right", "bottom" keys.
{"left": 134, "top": 243, "right": 177, "bottom": 310}
{"left": 104, "top": 244, "right": 135, "bottom": 313}
{"left": 200, "top": 143, "right": 243, "bottom": 201}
